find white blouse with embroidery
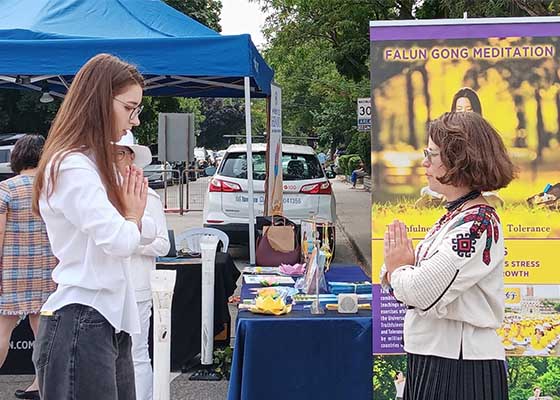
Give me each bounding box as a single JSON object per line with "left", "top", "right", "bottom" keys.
{"left": 382, "top": 205, "right": 506, "bottom": 360}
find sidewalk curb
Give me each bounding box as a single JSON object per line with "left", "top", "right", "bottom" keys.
{"left": 336, "top": 219, "right": 371, "bottom": 276}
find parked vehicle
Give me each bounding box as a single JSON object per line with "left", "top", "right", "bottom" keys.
{"left": 203, "top": 144, "right": 336, "bottom": 246}
{"left": 143, "top": 161, "right": 174, "bottom": 189}
{"left": 0, "top": 145, "right": 15, "bottom": 181}
{"left": 0, "top": 133, "right": 27, "bottom": 145}
{"left": 215, "top": 149, "right": 226, "bottom": 168}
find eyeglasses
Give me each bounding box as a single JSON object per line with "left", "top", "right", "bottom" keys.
{"left": 423, "top": 148, "right": 440, "bottom": 162}
{"left": 113, "top": 97, "right": 144, "bottom": 121}
{"left": 115, "top": 150, "right": 135, "bottom": 161}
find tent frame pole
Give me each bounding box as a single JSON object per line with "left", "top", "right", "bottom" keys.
{"left": 244, "top": 76, "right": 256, "bottom": 265}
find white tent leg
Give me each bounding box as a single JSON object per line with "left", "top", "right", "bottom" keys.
{"left": 151, "top": 270, "right": 177, "bottom": 400}
{"left": 245, "top": 76, "right": 256, "bottom": 265}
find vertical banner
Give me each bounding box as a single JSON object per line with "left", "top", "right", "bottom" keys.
{"left": 265, "top": 83, "right": 283, "bottom": 215}
{"left": 370, "top": 17, "right": 560, "bottom": 399}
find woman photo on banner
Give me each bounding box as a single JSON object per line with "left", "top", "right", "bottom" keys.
{"left": 113, "top": 130, "right": 170, "bottom": 400}
{"left": 416, "top": 87, "right": 504, "bottom": 209}
{"left": 0, "top": 135, "right": 57, "bottom": 400}
{"left": 32, "top": 53, "right": 155, "bottom": 400}
{"left": 382, "top": 112, "right": 516, "bottom": 399}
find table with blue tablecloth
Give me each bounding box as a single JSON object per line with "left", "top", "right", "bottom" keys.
{"left": 227, "top": 265, "right": 372, "bottom": 400}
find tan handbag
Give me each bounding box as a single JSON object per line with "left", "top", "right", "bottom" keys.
{"left": 263, "top": 225, "right": 295, "bottom": 252}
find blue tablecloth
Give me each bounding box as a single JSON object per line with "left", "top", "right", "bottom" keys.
{"left": 227, "top": 265, "right": 372, "bottom": 400}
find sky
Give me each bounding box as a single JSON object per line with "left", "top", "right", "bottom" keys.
{"left": 220, "top": 0, "right": 268, "bottom": 48}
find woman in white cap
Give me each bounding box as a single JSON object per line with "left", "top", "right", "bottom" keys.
{"left": 114, "top": 131, "right": 170, "bottom": 400}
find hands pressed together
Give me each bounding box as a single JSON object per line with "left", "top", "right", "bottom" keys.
{"left": 384, "top": 220, "right": 415, "bottom": 283}
{"left": 121, "top": 165, "right": 148, "bottom": 229}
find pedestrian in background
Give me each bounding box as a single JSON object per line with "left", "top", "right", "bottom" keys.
{"left": 0, "top": 135, "right": 57, "bottom": 400}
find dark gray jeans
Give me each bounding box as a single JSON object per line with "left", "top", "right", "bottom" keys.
{"left": 32, "top": 304, "right": 136, "bottom": 400}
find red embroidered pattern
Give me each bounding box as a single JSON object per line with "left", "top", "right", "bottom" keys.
{"left": 450, "top": 205, "right": 500, "bottom": 265}
{"left": 451, "top": 233, "right": 477, "bottom": 258}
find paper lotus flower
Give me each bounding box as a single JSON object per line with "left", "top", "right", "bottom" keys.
{"left": 259, "top": 278, "right": 280, "bottom": 287}
{"left": 250, "top": 295, "right": 292, "bottom": 315}
{"left": 279, "top": 263, "right": 306, "bottom": 275}
{"left": 258, "top": 288, "right": 279, "bottom": 297}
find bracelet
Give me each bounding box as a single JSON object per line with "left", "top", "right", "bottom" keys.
{"left": 125, "top": 216, "right": 140, "bottom": 226}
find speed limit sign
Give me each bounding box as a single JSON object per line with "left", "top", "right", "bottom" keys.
{"left": 357, "top": 98, "right": 371, "bottom": 131}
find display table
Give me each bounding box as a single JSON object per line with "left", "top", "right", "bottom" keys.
{"left": 152, "top": 251, "right": 240, "bottom": 371}
{"left": 227, "top": 265, "right": 372, "bottom": 400}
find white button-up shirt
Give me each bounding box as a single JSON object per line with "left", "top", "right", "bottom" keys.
{"left": 39, "top": 152, "right": 156, "bottom": 334}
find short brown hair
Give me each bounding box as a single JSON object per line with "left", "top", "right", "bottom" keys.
{"left": 428, "top": 112, "right": 516, "bottom": 192}
{"left": 10, "top": 134, "right": 45, "bottom": 174}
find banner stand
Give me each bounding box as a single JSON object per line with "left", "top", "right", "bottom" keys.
{"left": 189, "top": 235, "right": 221, "bottom": 381}
{"left": 151, "top": 270, "right": 177, "bottom": 400}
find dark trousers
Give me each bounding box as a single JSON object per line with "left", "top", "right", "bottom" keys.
{"left": 32, "top": 304, "right": 136, "bottom": 400}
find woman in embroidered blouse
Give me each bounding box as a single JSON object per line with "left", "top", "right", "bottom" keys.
{"left": 383, "top": 112, "right": 515, "bottom": 399}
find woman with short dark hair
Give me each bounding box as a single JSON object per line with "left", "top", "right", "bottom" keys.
{"left": 382, "top": 112, "right": 515, "bottom": 399}
{"left": 0, "top": 134, "right": 57, "bottom": 400}
{"left": 9, "top": 135, "right": 45, "bottom": 175}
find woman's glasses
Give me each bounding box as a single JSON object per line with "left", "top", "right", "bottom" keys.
{"left": 113, "top": 97, "right": 144, "bottom": 121}
{"left": 115, "top": 150, "right": 135, "bottom": 161}
{"left": 423, "top": 148, "right": 440, "bottom": 162}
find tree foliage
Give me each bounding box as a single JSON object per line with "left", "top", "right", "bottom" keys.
{"left": 164, "top": 0, "right": 222, "bottom": 32}
{"left": 255, "top": 0, "right": 560, "bottom": 160}
{"left": 0, "top": 90, "right": 60, "bottom": 136}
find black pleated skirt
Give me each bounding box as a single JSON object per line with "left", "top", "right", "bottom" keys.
{"left": 404, "top": 353, "right": 509, "bottom": 400}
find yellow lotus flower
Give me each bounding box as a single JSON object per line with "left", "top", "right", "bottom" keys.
{"left": 255, "top": 295, "right": 285, "bottom": 312}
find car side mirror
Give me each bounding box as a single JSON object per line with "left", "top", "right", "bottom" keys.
{"left": 326, "top": 170, "right": 335, "bottom": 179}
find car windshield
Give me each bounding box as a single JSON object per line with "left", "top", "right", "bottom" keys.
{"left": 219, "top": 151, "right": 323, "bottom": 181}
{"left": 0, "top": 149, "right": 10, "bottom": 163}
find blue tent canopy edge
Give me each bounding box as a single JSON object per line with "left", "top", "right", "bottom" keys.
{"left": 0, "top": 0, "right": 274, "bottom": 98}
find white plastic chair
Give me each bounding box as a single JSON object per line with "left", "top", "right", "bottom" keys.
{"left": 175, "top": 227, "right": 229, "bottom": 254}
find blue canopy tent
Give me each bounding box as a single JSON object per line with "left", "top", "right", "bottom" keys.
{"left": 0, "top": 0, "right": 273, "bottom": 98}
{"left": 0, "top": 0, "right": 270, "bottom": 263}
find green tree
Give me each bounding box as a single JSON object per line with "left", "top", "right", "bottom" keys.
{"left": 256, "top": 0, "right": 560, "bottom": 159}
{"left": 373, "top": 355, "right": 407, "bottom": 400}
{"left": 164, "top": 0, "right": 222, "bottom": 31}
{"left": 0, "top": 90, "right": 60, "bottom": 136}
{"left": 198, "top": 99, "right": 246, "bottom": 149}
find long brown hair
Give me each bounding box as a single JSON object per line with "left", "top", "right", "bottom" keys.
{"left": 32, "top": 54, "right": 144, "bottom": 215}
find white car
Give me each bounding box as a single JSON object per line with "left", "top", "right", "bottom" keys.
{"left": 0, "top": 145, "right": 15, "bottom": 181}
{"left": 143, "top": 161, "right": 174, "bottom": 189}
{"left": 203, "top": 143, "right": 336, "bottom": 245}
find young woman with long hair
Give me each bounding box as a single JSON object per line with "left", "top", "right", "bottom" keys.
{"left": 31, "top": 53, "right": 155, "bottom": 400}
